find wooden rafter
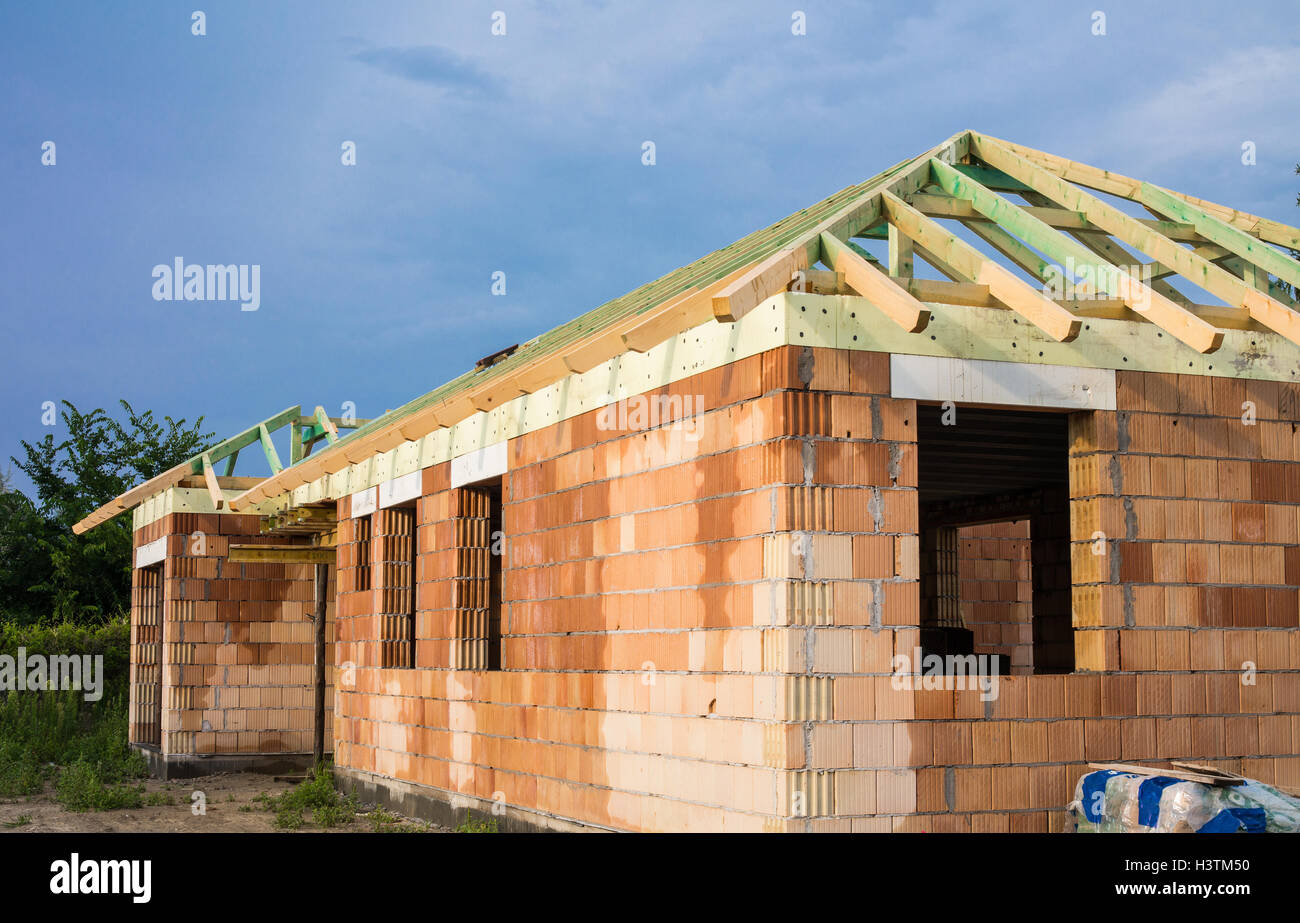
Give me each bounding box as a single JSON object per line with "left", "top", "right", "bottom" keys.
{"left": 906, "top": 192, "right": 1205, "bottom": 243}
{"left": 971, "top": 132, "right": 1300, "bottom": 345}
{"left": 929, "top": 158, "right": 1223, "bottom": 354}
{"left": 711, "top": 134, "right": 970, "bottom": 322}
{"left": 819, "top": 232, "right": 929, "bottom": 333}
{"left": 1138, "top": 182, "right": 1300, "bottom": 293}
{"left": 977, "top": 133, "right": 1300, "bottom": 250}
{"left": 880, "top": 190, "right": 1080, "bottom": 342}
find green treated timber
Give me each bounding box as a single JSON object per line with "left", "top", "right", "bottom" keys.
{"left": 315, "top": 406, "right": 340, "bottom": 443}
{"left": 970, "top": 131, "right": 1300, "bottom": 344}
{"left": 259, "top": 424, "right": 284, "bottom": 474}
{"left": 879, "top": 189, "right": 1080, "bottom": 342}
{"left": 951, "top": 162, "right": 1031, "bottom": 193}
{"left": 930, "top": 158, "right": 1132, "bottom": 298}
{"left": 930, "top": 157, "right": 1221, "bottom": 354}
{"left": 1139, "top": 182, "right": 1300, "bottom": 292}
{"left": 222, "top": 449, "right": 238, "bottom": 477}
{"left": 186, "top": 405, "right": 300, "bottom": 476}
{"left": 847, "top": 240, "right": 881, "bottom": 263}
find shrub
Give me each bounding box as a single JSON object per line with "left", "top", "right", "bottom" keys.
{"left": 55, "top": 760, "right": 145, "bottom": 812}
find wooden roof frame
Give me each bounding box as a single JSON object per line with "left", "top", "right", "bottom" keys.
{"left": 73, "top": 405, "right": 370, "bottom": 534}
{"left": 72, "top": 130, "right": 1300, "bottom": 525}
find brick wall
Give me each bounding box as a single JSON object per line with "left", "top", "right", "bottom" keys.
{"left": 129, "top": 512, "right": 335, "bottom": 759}
{"left": 323, "top": 351, "right": 1300, "bottom": 831}
{"left": 957, "top": 520, "right": 1032, "bottom": 674}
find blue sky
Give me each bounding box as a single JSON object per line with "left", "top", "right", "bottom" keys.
{"left": 2, "top": 1, "right": 1298, "bottom": 494}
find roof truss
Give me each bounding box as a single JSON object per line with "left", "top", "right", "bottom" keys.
{"left": 75, "top": 130, "right": 1300, "bottom": 524}
{"left": 72, "top": 405, "right": 371, "bottom": 534}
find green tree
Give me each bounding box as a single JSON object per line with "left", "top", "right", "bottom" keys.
{"left": 9, "top": 401, "right": 213, "bottom": 623}
{"left": 0, "top": 470, "right": 57, "bottom": 621}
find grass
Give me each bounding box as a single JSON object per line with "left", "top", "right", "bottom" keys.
{"left": 2, "top": 815, "right": 32, "bottom": 828}
{"left": 455, "top": 812, "right": 499, "bottom": 833}
{"left": 0, "top": 618, "right": 144, "bottom": 810}
{"left": 256, "top": 764, "right": 358, "bottom": 830}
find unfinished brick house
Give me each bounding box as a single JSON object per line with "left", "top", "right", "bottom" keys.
{"left": 77, "top": 131, "right": 1300, "bottom": 831}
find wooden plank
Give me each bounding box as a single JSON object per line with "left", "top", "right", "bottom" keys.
{"left": 906, "top": 192, "right": 1204, "bottom": 241}
{"left": 980, "top": 132, "right": 1300, "bottom": 250}
{"left": 712, "top": 134, "right": 968, "bottom": 322}
{"left": 227, "top": 545, "right": 337, "bottom": 565}
{"left": 973, "top": 133, "right": 1300, "bottom": 345}
{"left": 711, "top": 244, "right": 816, "bottom": 323}
{"left": 222, "top": 449, "right": 239, "bottom": 477}
{"left": 314, "top": 406, "right": 339, "bottom": 442}
{"left": 258, "top": 423, "right": 283, "bottom": 474}
{"left": 906, "top": 279, "right": 994, "bottom": 306}
{"left": 819, "top": 232, "right": 929, "bottom": 333}
{"left": 1087, "top": 762, "right": 1242, "bottom": 787}
{"left": 200, "top": 454, "right": 224, "bottom": 510}
{"left": 880, "top": 190, "right": 1081, "bottom": 342}
{"left": 888, "top": 223, "right": 913, "bottom": 278}
{"left": 930, "top": 157, "right": 1223, "bottom": 354}
{"left": 1140, "top": 182, "right": 1300, "bottom": 292}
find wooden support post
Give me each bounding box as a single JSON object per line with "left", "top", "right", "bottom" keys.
{"left": 313, "top": 562, "right": 327, "bottom": 768}
{"left": 888, "top": 223, "right": 913, "bottom": 278}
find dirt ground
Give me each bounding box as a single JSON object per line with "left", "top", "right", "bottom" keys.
{"left": 0, "top": 772, "right": 447, "bottom": 833}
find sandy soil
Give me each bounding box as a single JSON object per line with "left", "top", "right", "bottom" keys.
{"left": 0, "top": 772, "right": 446, "bottom": 833}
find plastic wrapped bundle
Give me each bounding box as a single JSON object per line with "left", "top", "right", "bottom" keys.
{"left": 1066, "top": 768, "right": 1300, "bottom": 833}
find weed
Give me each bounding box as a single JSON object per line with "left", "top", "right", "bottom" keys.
{"left": 455, "top": 812, "right": 499, "bottom": 833}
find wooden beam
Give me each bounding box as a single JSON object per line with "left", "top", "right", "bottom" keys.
{"left": 819, "top": 232, "right": 929, "bottom": 333}
{"left": 200, "top": 454, "right": 224, "bottom": 510}
{"left": 227, "top": 545, "right": 336, "bottom": 565}
{"left": 973, "top": 132, "right": 1300, "bottom": 346}
{"left": 711, "top": 133, "right": 969, "bottom": 322}
{"left": 978, "top": 133, "right": 1300, "bottom": 250}
{"left": 930, "top": 157, "right": 1223, "bottom": 354}
{"left": 711, "top": 245, "right": 816, "bottom": 322}
{"left": 314, "top": 406, "right": 339, "bottom": 443}
{"left": 888, "top": 223, "right": 913, "bottom": 278}
{"left": 907, "top": 191, "right": 1206, "bottom": 242}
{"left": 906, "top": 279, "right": 993, "bottom": 307}
{"left": 880, "top": 190, "right": 1080, "bottom": 342}
{"left": 258, "top": 423, "right": 283, "bottom": 473}
{"left": 1139, "top": 182, "right": 1300, "bottom": 292}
